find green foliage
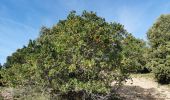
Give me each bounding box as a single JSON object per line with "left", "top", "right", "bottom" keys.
{"left": 1, "top": 11, "right": 130, "bottom": 98}
{"left": 153, "top": 64, "right": 170, "bottom": 84}
{"left": 121, "top": 34, "right": 148, "bottom": 73}
{"left": 147, "top": 14, "right": 170, "bottom": 84}
{"left": 0, "top": 63, "right": 2, "bottom": 86}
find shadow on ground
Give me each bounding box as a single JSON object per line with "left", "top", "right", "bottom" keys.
{"left": 113, "top": 85, "right": 166, "bottom": 100}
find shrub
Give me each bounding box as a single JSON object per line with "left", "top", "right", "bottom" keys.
{"left": 121, "top": 34, "right": 148, "bottom": 73}
{"left": 147, "top": 14, "right": 170, "bottom": 84}
{"left": 153, "top": 64, "right": 170, "bottom": 84}
{"left": 1, "top": 11, "right": 130, "bottom": 98}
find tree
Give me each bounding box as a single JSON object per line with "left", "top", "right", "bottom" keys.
{"left": 147, "top": 14, "right": 170, "bottom": 84}
{"left": 0, "top": 63, "right": 3, "bottom": 86}
{"left": 0, "top": 63, "right": 1, "bottom": 71}
{"left": 1, "top": 11, "right": 130, "bottom": 99}
{"left": 121, "top": 34, "right": 148, "bottom": 73}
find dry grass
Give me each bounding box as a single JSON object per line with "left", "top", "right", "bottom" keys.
{"left": 131, "top": 73, "right": 154, "bottom": 80}
{"left": 0, "top": 86, "right": 50, "bottom": 100}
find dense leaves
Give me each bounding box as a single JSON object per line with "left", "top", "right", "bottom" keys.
{"left": 2, "top": 11, "right": 162, "bottom": 100}
{"left": 147, "top": 14, "right": 170, "bottom": 84}
{"left": 1, "top": 11, "right": 131, "bottom": 98}
{"left": 121, "top": 34, "right": 148, "bottom": 73}
{"left": 0, "top": 63, "right": 2, "bottom": 86}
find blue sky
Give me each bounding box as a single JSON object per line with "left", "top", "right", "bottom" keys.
{"left": 0, "top": 0, "right": 170, "bottom": 64}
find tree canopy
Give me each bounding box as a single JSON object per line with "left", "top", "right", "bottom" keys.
{"left": 147, "top": 14, "right": 170, "bottom": 84}
{"left": 1, "top": 11, "right": 131, "bottom": 98}
{"left": 0, "top": 11, "right": 151, "bottom": 99}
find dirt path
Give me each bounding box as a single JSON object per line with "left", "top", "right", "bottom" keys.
{"left": 115, "top": 76, "right": 170, "bottom": 100}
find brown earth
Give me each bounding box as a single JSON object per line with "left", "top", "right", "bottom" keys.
{"left": 113, "top": 76, "right": 170, "bottom": 100}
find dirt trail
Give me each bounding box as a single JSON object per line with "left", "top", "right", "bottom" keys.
{"left": 115, "top": 77, "right": 170, "bottom": 100}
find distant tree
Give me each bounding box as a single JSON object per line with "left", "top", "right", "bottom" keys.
{"left": 0, "top": 63, "right": 3, "bottom": 86}
{"left": 147, "top": 14, "right": 170, "bottom": 84}
{"left": 121, "top": 34, "right": 148, "bottom": 73}
{"left": 0, "top": 63, "right": 2, "bottom": 68}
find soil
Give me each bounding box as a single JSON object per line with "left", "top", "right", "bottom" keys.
{"left": 114, "top": 76, "right": 170, "bottom": 100}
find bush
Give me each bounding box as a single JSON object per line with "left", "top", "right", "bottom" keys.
{"left": 147, "top": 14, "right": 170, "bottom": 84}
{"left": 121, "top": 34, "right": 148, "bottom": 73}
{"left": 153, "top": 64, "right": 170, "bottom": 84}
{"left": 1, "top": 11, "right": 130, "bottom": 98}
